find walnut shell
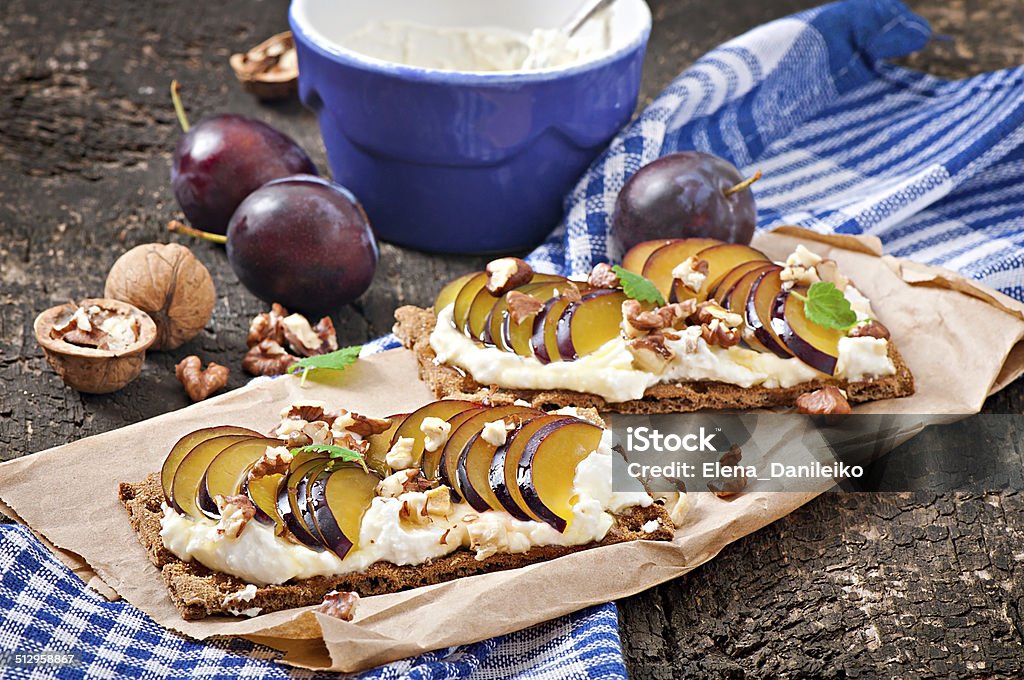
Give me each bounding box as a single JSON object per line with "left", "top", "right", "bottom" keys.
{"left": 34, "top": 298, "right": 157, "bottom": 394}
{"left": 104, "top": 243, "right": 216, "bottom": 351}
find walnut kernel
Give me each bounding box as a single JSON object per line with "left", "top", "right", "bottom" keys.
{"left": 587, "top": 263, "right": 621, "bottom": 289}
{"left": 242, "top": 339, "right": 296, "bottom": 376}
{"left": 796, "top": 386, "right": 852, "bottom": 415}
{"left": 485, "top": 258, "right": 533, "bottom": 296}
{"left": 175, "top": 355, "right": 229, "bottom": 402}
{"left": 506, "top": 291, "right": 545, "bottom": 324}
{"left": 318, "top": 590, "right": 359, "bottom": 621}
{"left": 849, "top": 320, "right": 890, "bottom": 340}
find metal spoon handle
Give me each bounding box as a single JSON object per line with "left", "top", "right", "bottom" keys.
{"left": 563, "top": 0, "right": 616, "bottom": 37}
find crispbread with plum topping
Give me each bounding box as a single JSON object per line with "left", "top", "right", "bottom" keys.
{"left": 393, "top": 305, "right": 915, "bottom": 413}
{"left": 119, "top": 473, "right": 674, "bottom": 621}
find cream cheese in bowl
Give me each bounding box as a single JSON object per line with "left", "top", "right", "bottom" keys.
{"left": 341, "top": 13, "right": 614, "bottom": 72}
{"left": 288, "top": 0, "right": 652, "bottom": 252}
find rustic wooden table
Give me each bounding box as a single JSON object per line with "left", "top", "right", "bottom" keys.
{"left": 2, "top": 0, "right": 1023, "bottom": 676}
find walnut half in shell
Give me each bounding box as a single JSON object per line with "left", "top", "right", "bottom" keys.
{"left": 229, "top": 31, "right": 298, "bottom": 100}
{"left": 34, "top": 298, "right": 157, "bottom": 394}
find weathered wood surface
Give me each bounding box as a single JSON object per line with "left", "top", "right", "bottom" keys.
{"left": 1, "top": 0, "right": 1022, "bottom": 676}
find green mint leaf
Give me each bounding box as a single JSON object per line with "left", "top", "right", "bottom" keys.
{"left": 612, "top": 265, "right": 665, "bottom": 306}
{"left": 289, "top": 444, "right": 368, "bottom": 473}
{"left": 803, "top": 281, "right": 858, "bottom": 330}
{"left": 286, "top": 345, "right": 362, "bottom": 376}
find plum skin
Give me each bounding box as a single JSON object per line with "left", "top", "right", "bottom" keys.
{"left": 609, "top": 151, "right": 757, "bottom": 261}
{"left": 226, "top": 175, "right": 378, "bottom": 315}
{"left": 172, "top": 114, "right": 318, "bottom": 234}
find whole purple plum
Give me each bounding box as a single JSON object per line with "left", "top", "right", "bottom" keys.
{"left": 609, "top": 151, "right": 758, "bottom": 261}
{"left": 226, "top": 175, "right": 378, "bottom": 314}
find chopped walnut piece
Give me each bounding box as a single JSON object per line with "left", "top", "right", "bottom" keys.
{"left": 286, "top": 403, "right": 327, "bottom": 423}
{"left": 246, "top": 303, "right": 289, "bottom": 348}
{"left": 627, "top": 331, "right": 676, "bottom": 372}
{"left": 506, "top": 291, "right": 545, "bottom": 324}
{"left": 708, "top": 445, "right": 747, "bottom": 498}
{"left": 815, "top": 259, "right": 849, "bottom": 290}
{"left": 849, "top": 320, "right": 890, "bottom": 340}
{"left": 215, "top": 494, "right": 257, "bottom": 538}
{"left": 250, "top": 447, "right": 293, "bottom": 479}
{"left": 622, "top": 299, "right": 695, "bottom": 337}
{"left": 282, "top": 313, "right": 338, "bottom": 357}
{"left": 796, "top": 385, "right": 852, "bottom": 416}
{"left": 175, "top": 355, "right": 229, "bottom": 402}
{"left": 285, "top": 430, "right": 313, "bottom": 448}
{"left": 693, "top": 301, "right": 743, "bottom": 328}
{"left": 333, "top": 432, "right": 370, "bottom": 455}
{"left": 485, "top": 257, "right": 533, "bottom": 296}
{"left": 780, "top": 245, "right": 824, "bottom": 289}
{"left": 301, "top": 420, "right": 333, "bottom": 446}
{"left": 587, "top": 262, "right": 621, "bottom": 289}
{"left": 672, "top": 257, "right": 709, "bottom": 293}
{"left": 313, "top": 316, "right": 339, "bottom": 351}
{"left": 338, "top": 411, "right": 392, "bottom": 438}
{"left": 701, "top": 319, "right": 742, "bottom": 348}
{"left": 377, "top": 469, "right": 437, "bottom": 498}
{"left": 246, "top": 305, "right": 336, "bottom": 369}
{"left": 409, "top": 474, "right": 440, "bottom": 493}
{"left": 242, "top": 339, "right": 297, "bottom": 376}
{"left": 318, "top": 590, "right": 359, "bottom": 621}
{"left": 559, "top": 281, "right": 583, "bottom": 303}
{"left": 690, "top": 301, "right": 743, "bottom": 349}
{"left": 378, "top": 469, "right": 418, "bottom": 497}
{"left": 779, "top": 265, "right": 820, "bottom": 288}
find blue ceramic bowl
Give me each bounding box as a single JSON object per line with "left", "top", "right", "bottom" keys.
{"left": 289, "top": 0, "right": 652, "bottom": 254}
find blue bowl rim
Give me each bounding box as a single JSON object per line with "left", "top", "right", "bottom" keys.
{"left": 288, "top": 0, "right": 652, "bottom": 85}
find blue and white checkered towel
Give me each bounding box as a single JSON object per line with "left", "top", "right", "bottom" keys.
{"left": 530, "top": 0, "right": 1024, "bottom": 299}
{"left": 6, "top": 0, "right": 1024, "bottom": 676}
{"left": 0, "top": 524, "right": 628, "bottom": 679}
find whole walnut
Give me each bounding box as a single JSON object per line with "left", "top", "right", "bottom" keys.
{"left": 104, "top": 243, "right": 216, "bottom": 350}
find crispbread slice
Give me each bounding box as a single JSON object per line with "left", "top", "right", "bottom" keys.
{"left": 393, "top": 305, "right": 915, "bottom": 414}
{"left": 119, "top": 474, "right": 674, "bottom": 621}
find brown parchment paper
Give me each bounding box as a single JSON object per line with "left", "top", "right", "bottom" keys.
{"left": 2, "top": 227, "right": 1024, "bottom": 673}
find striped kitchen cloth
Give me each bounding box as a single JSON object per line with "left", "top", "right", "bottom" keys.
{"left": 530, "top": 0, "right": 1024, "bottom": 300}
{"left": 0, "top": 523, "right": 628, "bottom": 679}
{"left": 5, "top": 0, "right": 1019, "bottom": 678}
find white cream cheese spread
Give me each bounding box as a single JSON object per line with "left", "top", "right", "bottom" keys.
{"left": 160, "top": 430, "right": 654, "bottom": 586}
{"left": 340, "top": 15, "right": 613, "bottom": 72}
{"left": 429, "top": 303, "right": 895, "bottom": 403}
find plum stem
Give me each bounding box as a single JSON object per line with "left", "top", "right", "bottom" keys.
{"left": 167, "top": 219, "right": 227, "bottom": 244}
{"left": 724, "top": 169, "right": 762, "bottom": 197}
{"left": 170, "top": 80, "right": 191, "bottom": 132}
